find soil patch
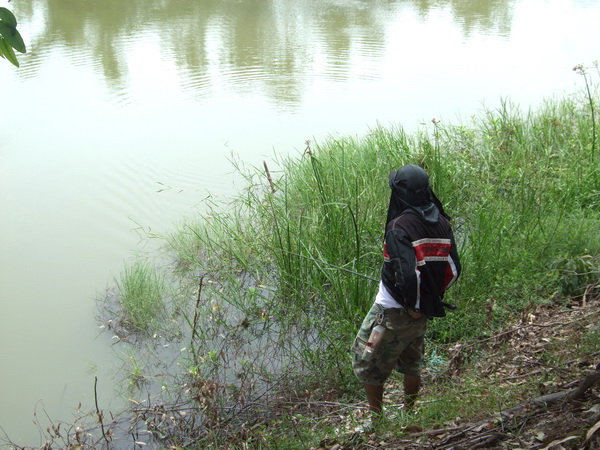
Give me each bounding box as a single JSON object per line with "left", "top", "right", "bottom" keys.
{"left": 309, "top": 294, "right": 600, "bottom": 449}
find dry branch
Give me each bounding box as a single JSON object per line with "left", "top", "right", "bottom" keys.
{"left": 463, "top": 308, "right": 600, "bottom": 350}
{"left": 405, "top": 368, "right": 600, "bottom": 449}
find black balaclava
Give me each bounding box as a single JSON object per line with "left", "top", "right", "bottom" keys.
{"left": 386, "top": 164, "right": 448, "bottom": 227}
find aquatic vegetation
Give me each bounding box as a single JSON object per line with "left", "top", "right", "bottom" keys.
{"left": 115, "top": 261, "right": 166, "bottom": 335}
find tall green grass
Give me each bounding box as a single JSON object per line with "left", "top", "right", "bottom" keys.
{"left": 115, "top": 261, "right": 166, "bottom": 335}
{"left": 167, "top": 89, "right": 598, "bottom": 386}
{"left": 105, "top": 78, "right": 600, "bottom": 444}
{"left": 427, "top": 92, "right": 600, "bottom": 339}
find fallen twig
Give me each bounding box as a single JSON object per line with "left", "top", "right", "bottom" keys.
{"left": 566, "top": 369, "right": 600, "bottom": 401}
{"left": 94, "top": 377, "right": 110, "bottom": 448}
{"left": 436, "top": 430, "right": 505, "bottom": 450}
{"left": 191, "top": 276, "right": 204, "bottom": 345}
{"left": 463, "top": 309, "right": 600, "bottom": 350}
{"left": 402, "top": 368, "right": 600, "bottom": 449}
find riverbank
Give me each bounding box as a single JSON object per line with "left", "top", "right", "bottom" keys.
{"left": 189, "top": 294, "right": 600, "bottom": 449}
{"left": 6, "top": 77, "right": 600, "bottom": 448}
{"left": 152, "top": 77, "right": 600, "bottom": 448}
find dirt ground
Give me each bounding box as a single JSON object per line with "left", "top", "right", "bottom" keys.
{"left": 111, "top": 289, "right": 600, "bottom": 449}
{"left": 307, "top": 293, "right": 600, "bottom": 449}
{"left": 11, "top": 291, "right": 597, "bottom": 449}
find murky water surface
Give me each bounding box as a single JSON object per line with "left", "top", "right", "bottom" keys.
{"left": 1, "top": 0, "right": 599, "bottom": 444}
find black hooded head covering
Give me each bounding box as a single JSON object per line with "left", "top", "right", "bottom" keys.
{"left": 386, "top": 164, "right": 449, "bottom": 227}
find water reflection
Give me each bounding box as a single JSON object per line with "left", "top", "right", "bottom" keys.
{"left": 408, "top": 0, "right": 515, "bottom": 36}
{"left": 14, "top": 0, "right": 516, "bottom": 108}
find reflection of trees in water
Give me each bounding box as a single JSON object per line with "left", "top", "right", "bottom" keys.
{"left": 13, "top": 0, "right": 514, "bottom": 106}
{"left": 410, "top": 0, "right": 514, "bottom": 37}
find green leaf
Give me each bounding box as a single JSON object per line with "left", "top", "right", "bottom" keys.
{"left": 0, "top": 7, "right": 17, "bottom": 27}
{"left": 0, "top": 37, "right": 19, "bottom": 67}
{"left": 0, "top": 22, "right": 25, "bottom": 53}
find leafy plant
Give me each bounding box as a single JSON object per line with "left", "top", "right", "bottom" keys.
{"left": 549, "top": 255, "right": 600, "bottom": 296}
{"left": 0, "top": 7, "right": 26, "bottom": 67}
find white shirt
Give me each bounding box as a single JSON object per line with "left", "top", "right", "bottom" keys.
{"left": 374, "top": 281, "right": 404, "bottom": 309}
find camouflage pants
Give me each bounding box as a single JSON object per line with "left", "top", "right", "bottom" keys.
{"left": 352, "top": 302, "right": 428, "bottom": 385}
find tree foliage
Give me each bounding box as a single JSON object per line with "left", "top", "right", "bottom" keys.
{"left": 0, "top": 7, "right": 26, "bottom": 67}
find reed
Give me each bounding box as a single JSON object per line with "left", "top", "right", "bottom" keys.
{"left": 425, "top": 92, "right": 600, "bottom": 340}
{"left": 163, "top": 89, "right": 600, "bottom": 377}
{"left": 115, "top": 261, "right": 166, "bottom": 335}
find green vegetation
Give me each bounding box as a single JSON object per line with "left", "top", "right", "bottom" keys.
{"left": 114, "top": 261, "right": 167, "bottom": 335}
{"left": 0, "top": 7, "right": 26, "bottom": 67}
{"left": 103, "top": 72, "right": 600, "bottom": 447}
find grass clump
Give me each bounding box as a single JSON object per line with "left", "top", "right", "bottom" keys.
{"left": 115, "top": 261, "right": 166, "bottom": 335}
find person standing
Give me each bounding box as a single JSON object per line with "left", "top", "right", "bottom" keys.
{"left": 352, "top": 164, "right": 461, "bottom": 413}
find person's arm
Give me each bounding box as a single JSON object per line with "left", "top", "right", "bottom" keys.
{"left": 446, "top": 230, "right": 462, "bottom": 289}
{"left": 386, "top": 228, "right": 419, "bottom": 307}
